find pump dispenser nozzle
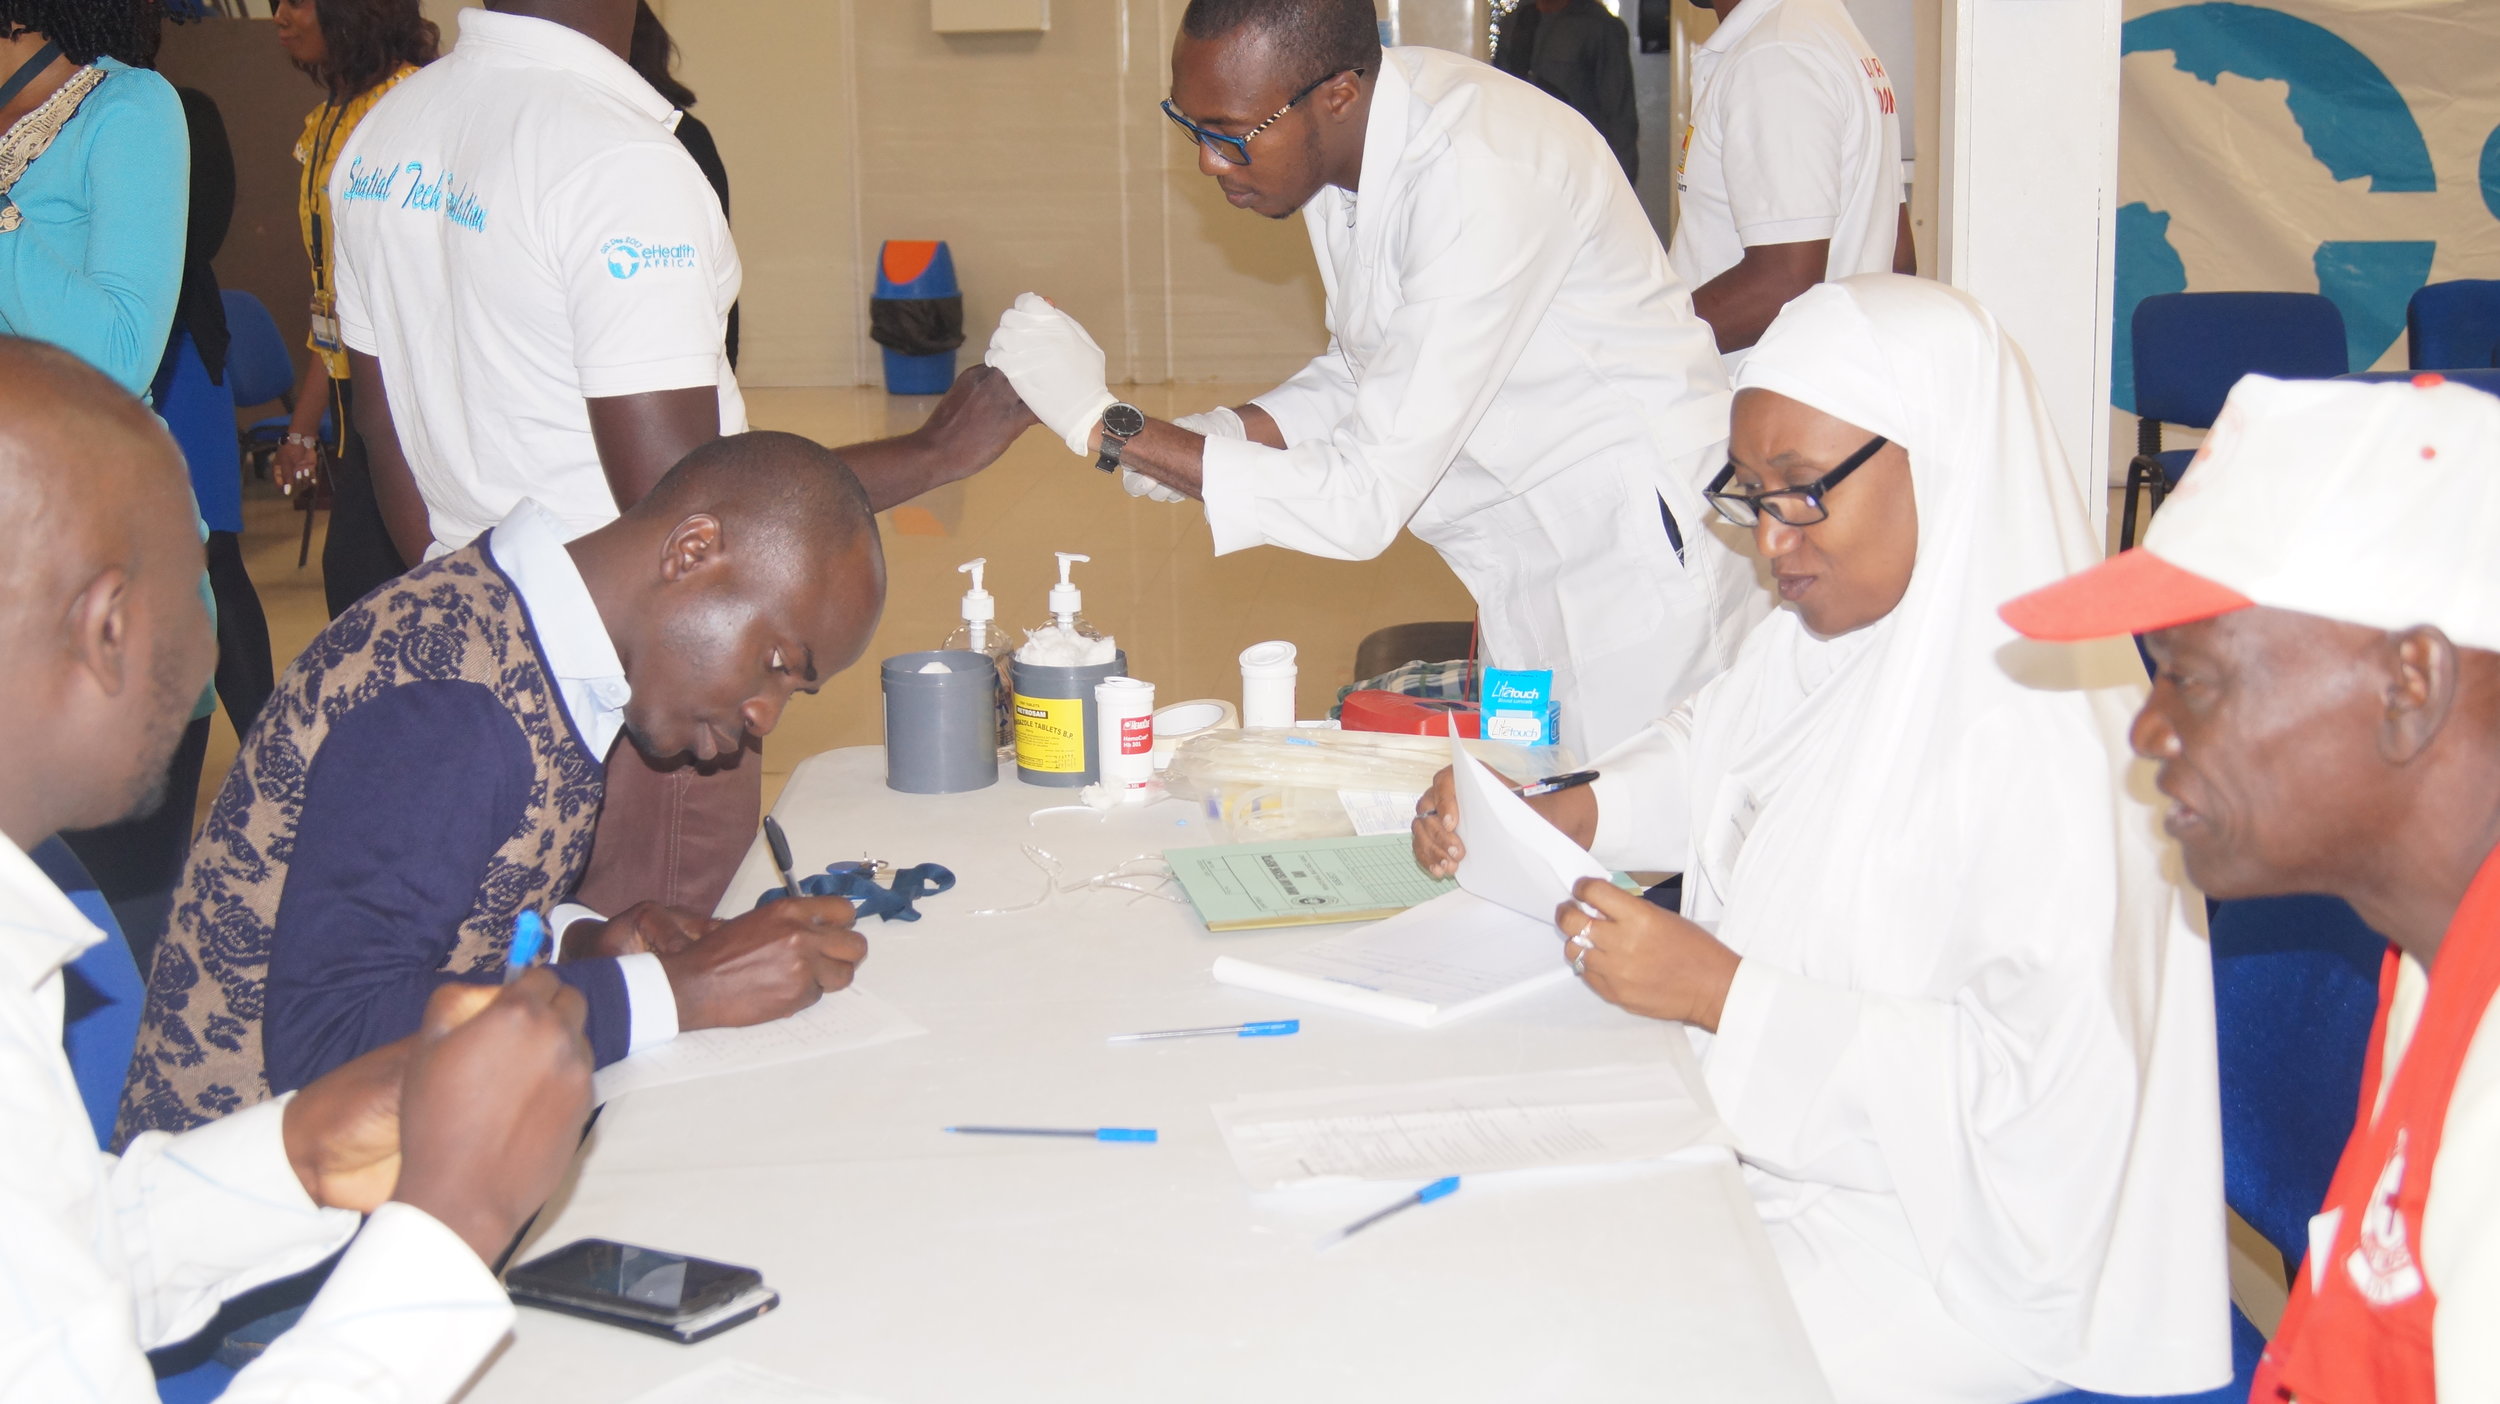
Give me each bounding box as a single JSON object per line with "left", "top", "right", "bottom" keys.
{"left": 1049, "top": 552, "right": 1091, "bottom": 624}
{"left": 956, "top": 558, "right": 994, "bottom": 623}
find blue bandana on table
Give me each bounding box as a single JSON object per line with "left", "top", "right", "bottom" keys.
{"left": 759, "top": 862, "right": 956, "bottom": 922}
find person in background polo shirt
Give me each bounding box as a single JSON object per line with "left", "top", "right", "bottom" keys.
{"left": 1670, "top": 0, "right": 1911, "bottom": 367}
{"left": 2002, "top": 372, "right": 2500, "bottom": 1401}
{"left": 330, "top": 0, "right": 1031, "bottom": 921}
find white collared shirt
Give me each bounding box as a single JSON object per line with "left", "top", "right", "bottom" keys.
{"left": 331, "top": 8, "right": 745, "bottom": 558}
{"left": 486, "top": 500, "right": 679, "bottom": 1053}
{"left": 1667, "top": 0, "right": 1904, "bottom": 369}
{"left": 0, "top": 839, "right": 513, "bottom": 1402}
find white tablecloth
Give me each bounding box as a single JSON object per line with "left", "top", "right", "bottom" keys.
{"left": 457, "top": 749, "right": 1832, "bottom": 1403}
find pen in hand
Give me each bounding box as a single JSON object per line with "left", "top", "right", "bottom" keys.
{"left": 505, "top": 908, "right": 549, "bottom": 983}
{"left": 1514, "top": 770, "right": 1598, "bottom": 800}
{"left": 762, "top": 814, "right": 803, "bottom": 899}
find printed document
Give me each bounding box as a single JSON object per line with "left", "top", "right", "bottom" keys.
{"left": 1209, "top": 888, "right": 1572, "bottom": 1027}
{"left": 1212, "top": 1063, "right": 1731, "bottom": 1188}
{"left": 1450, "top": 735, "right": 1609, "bottom": 919}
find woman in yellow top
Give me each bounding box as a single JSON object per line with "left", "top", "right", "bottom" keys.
{"left": 273, "top": 0, "right": 434, "bottom": 617}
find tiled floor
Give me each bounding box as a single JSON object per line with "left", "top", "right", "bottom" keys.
{"left": 200, "top": 384, "right": 1478, "bottom": 825}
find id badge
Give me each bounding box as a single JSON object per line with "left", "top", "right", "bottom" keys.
{"left": 309, "top": 293, "right": 342, "bottom": 354}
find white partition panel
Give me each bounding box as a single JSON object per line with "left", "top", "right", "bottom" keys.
{"left": 1937, "top": 0, "right": 2122, "bottom": 534}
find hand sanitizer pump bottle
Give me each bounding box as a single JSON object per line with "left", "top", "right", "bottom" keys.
{"left": 940, "top": 558, "right": 1015, "bottom": 761}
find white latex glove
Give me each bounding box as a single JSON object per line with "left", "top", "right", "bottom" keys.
{"left": 985, "top": 292, "right": 1117, "bottom": 457}
{"left": 1125, "top": 405, "right": 1245, "bottom": 505}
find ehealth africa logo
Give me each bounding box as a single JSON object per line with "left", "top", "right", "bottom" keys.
{"left": 2114, "top": 2, "right": 2500, "bottom": 406}
{"left": 600, "top": 237, "right": 699, "bottom": 280}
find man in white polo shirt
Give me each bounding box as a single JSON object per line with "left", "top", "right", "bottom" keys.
{"left": 332, "top": 0, "right": 1029, "bottom": 915}
{"left": 1670, "top": 0, "right": 1911, "bottom": 365}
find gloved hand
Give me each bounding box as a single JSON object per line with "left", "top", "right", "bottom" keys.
{"left": 985, "top": 292, "right": 1117, "bottom": 458}
{"left": 1123, "top": 406, "right": 1245, "bottom": 505}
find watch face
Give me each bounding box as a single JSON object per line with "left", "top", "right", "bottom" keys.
{"left": 1103, "top": 403, "right": 1147, "bottom": 438}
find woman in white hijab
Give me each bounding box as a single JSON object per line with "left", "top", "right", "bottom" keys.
{"left": 1415, "top": 275, "right": 2229, "bottom": 1402}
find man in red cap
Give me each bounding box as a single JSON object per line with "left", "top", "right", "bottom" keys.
{"left": 2000, "top": 371, "right": 2500, "bottom": 1400}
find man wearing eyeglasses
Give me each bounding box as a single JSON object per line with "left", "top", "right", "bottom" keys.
{"left": 986, "top": 0, "right": 1762, "bottom": 762}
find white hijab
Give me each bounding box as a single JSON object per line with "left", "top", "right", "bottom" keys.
{"left": 1684, "top": 276, "right": 2228, "bottom": 1392}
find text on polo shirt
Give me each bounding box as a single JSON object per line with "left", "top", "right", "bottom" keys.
{"left": 336, "top": 156, "right": 489, "bottom": 233}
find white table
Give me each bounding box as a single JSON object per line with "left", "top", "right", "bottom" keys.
{"left": 458, "top": 748, "right": 1832, "bottom": 1404}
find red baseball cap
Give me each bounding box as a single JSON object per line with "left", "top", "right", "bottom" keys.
{"left": 1999, "top": 548, "right": 2254, "bottom": 642}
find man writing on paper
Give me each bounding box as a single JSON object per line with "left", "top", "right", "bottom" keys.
{"left": 2001, "top": 373, "right": 2500, "bottom": 1400}
{"left": 1670, "top": 0, "right": 1912, "bottom": 365}
{"left": 984, "top": 0, "right": 1761, "bottom": 761}
{"left": 120, "top": 433, "right": 878, "bottom": 1141}
{"left": 330, "top": 0, "right": 1034, "bottom": 920}
{"left": 0, "top": 336, "right": 597, "bottom": 1402}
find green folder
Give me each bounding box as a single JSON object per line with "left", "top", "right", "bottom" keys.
{"left": 1167, "top": 834, "right": 1458, "bottom": 932}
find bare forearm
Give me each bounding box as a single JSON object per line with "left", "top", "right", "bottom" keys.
{"left": 834, "top": 433, "right": 977, "bottom": 514}
{"left": 1893, "top": 204, "right": 1917, "bottom": 277}
{"left": 289, "top": 354, "right": 330, "bottom": 436}
{"left": 1691, "top": 239, "right": 1830, "bottom": 354}
{"left": 349, "top": 353, "right": 435, "bottom": 563}
{"left": 1102, "top": 417, "right": 1209, "bottom": 499}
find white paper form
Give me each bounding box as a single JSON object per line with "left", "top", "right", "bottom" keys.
{"left": 626, "top": 1361, "right": 899, "bottom": 1404}
{"left": 1449, "top": 735, "right": 1609, "bottom": 920}
{"left": 1337, "top": 787, "right": 1427, "bottom": 837}
{"left": 1210, "top": 888, "right": 1574, "bottom": 1027}
{"left": 1212, "top": 1063, "right": 1732, "bottom": 1189}
{"left": 593, "top": 987, "right": 928, "bottom": 1103}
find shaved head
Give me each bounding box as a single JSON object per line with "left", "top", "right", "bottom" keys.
{"left": 0, "top": 337, "right": 216, "bottom": 847}
{"left": 573, "top": 430, "right": 888, "bottom": 766}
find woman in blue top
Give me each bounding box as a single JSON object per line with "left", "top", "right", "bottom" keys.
{"left": 3, "top": 0, "right": 199, "bottom": 964}
{"left": 0, "top": 1, "right": 186, "bottom": 397}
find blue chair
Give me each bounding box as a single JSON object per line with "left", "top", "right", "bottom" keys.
{"left": 2124, "top": 293, "right": 2347, "bottom": 549}
{"left": 2406, "top": 279, "right": 2500, "bottom": 370}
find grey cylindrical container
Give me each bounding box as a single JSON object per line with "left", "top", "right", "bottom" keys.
{"left": 1010, "top": 649, "right": 1129, "bottom": 787}
{"left": 882, "top": 650, "right": 1001, "bottom": 794}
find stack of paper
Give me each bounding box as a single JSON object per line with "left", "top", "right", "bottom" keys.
{"left": 1449, "top": 734, "right": 1609, "bottom": 918}
{"left": 1209, "top": 888, "right": 1571, "bottom": 1027}
{"left": 593, "top": 987, "right": 928, "bottom": 1103}
{"left": 1211, "top": 1064, "right": 1732, "bottom": 1189}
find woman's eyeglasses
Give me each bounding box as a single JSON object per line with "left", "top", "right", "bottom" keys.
{"left": 1161, "top": 68, "right": 1361, "bottom": 169}
{"left": 1704, "top": 435, "right": 1889, "bottom": 527}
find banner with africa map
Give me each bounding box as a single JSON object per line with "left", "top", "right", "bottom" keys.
{"left": 2115, "top": 0, "right": 2500, "bottom": 411}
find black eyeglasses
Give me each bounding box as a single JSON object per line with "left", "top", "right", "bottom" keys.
{"left": 1161, "top": 68, "right": 1360, "bottom": 168}
{"left": 1704, "top": 435, "right": 1889, "bottom": 527}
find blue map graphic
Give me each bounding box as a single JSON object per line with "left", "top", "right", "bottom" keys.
{"left": 2116, "top": 3, "right": 2453, "bottom": 409}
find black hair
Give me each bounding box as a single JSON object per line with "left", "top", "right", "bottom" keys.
{"left": 301, "top": 0, "right": 437, "bottom": 101}
{"left": 628, "top": 0, "right": 694, "bottom": 109}
{"left": 1179, "top": 0, "right": 1380, "bottom": 89}
{"left": 0, "top": 0, "right": 171, "bottom": 66}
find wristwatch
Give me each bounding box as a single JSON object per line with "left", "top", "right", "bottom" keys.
{"left": 1093, "top": 402, "right": 1146, "bottom": 474}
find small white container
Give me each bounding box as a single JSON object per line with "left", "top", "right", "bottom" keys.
{"left": 1094, "top": 676, "right": 1158, "bottom": 793}
{"left": 1238, "top": 641, "right": 1298, "bottom": 729}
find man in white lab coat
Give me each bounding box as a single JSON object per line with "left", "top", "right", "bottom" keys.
{"left": 984, "top": 0, "right": 1760, "bottom": 760}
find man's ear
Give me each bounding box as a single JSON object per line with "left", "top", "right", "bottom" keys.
{"left": 2382, "top": 625, "right": 2459, "bottom": 766}
{"left": 63, "top": 566, "right": 134, "bottom": 699}
{"left": 656, "top": 514, "right": 724, "bottom": 583}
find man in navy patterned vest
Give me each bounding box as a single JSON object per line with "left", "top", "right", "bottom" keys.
{"left": 121, "top": 431, "right": 882, "bottom": 1140}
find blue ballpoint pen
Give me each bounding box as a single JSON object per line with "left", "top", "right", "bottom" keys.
{"left": 505, "top": 909, "right": 548, "bottom": 983}
{"left": 945, "top": 1126, "right": 1159, "bottom": 1142}
{"left": 1107, "top": 1019, "right": 1299, "bottom": 1043}
{"left": 1321, "top": 1176, "right": 1461, "bottom": 1248}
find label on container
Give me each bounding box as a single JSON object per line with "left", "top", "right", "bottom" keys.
{"left": 1119, "top": 713, "right": 1154, "bottom": 756}
{"left": 1013, "top": 693, "right": 1086, "bottom": 773}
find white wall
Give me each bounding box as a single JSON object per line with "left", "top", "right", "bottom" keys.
{"left": 1935, "top": 0, "right": 2120, "bottom": 531}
